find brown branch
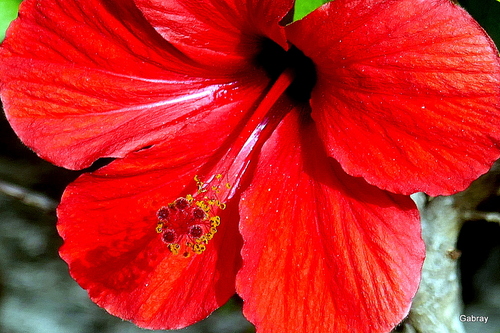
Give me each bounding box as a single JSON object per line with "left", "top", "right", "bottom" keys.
{"left": 0, "top": 180, "right": 57, "bottom": 211}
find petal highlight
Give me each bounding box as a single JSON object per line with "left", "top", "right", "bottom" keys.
{"left": 287, "top": 0, "right": 500, "bottom": 195}
{"left": 0, "top": 0, "right": 269, "bottom": 169}
{"left": 237, "top": 109, "right": 424, "bottom": 333}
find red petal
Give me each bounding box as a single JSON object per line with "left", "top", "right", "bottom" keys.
{"left": 58, "top": 133, "right": 242, "bottom": 329}
{"left": 287, "top": 0, "right": 500, "bottom": 195}
{"left": 236, "top": 109, "right": 424, "bottom": 333}
{"left": 135, "top": 0, "right": 293, "bottom": 67}
{"left": 0, "top": 0, "right": 269, "bottom": 170}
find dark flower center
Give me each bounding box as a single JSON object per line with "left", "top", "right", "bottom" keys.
{"left": 255, "top": 38, "right": 317, "bottom": 103}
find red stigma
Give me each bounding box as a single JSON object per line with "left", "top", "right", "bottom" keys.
{"left": 193, "top": 207, "right": 205, "bottom": 219}
{"left": 157, "top": 207, "right": 169, "bottom": 220}
{"left": 174, "top": 197, "right": 189, "bottom": 209}
{"left": 162, "top": 230, "right": 177, "bottom": 243}
{"left": 189, "top": 225, "right": 203, "bottom": 238}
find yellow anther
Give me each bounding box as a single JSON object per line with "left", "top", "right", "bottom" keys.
{"left": 225, "top": 183, "right": 231, "bottom": 189}
{"left": 210, "top": 227, "right": 218, "bottom": 234}
{"left": 193, "top": 243, "right": 206, "bottom": 254}
{"left": 197, "top": 201, "right": 210, "bottom": 212}
{"left": 168, "top": 243, "right": 180, "bottom": 255}
{"left": 194, "top": 175, "right": 206, "bottom": 193}
{"left": 186, "top": 194, "right": 193, "bottom": 203}
{"left": 156, "top": 223, "right": 163, "bottom": 233}
{"left": 215, "top": 174, "right": 223, "bottom": 179}
{"left": 210, "top": 216, "right": 221, "bottom": 226}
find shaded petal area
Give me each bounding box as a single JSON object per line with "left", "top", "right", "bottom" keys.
{"left": 288, "top": 0, "right": 500, "bottom": 195}
{"left": 135, "top": 0, "right": 293, "bottom": 70}
{"left": 237, "top": 110, "right": 424, "bottom": 333}
{"left": 0, "top": 0, "right": 268, "bottom": 170}
{"left": 57, "top": 126, "right": 243, "bottom": 329}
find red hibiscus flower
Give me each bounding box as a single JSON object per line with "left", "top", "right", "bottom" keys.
{"left": 1, "top": 0, "right": 500, "bottom": 332}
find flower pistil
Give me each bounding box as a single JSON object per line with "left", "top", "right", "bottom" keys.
{"left": 156, "top": 174, "right": 229, "bottom": 257}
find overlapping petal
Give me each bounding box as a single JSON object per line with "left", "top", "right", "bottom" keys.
{"left": 287, "top": 0, "right": 500, "bottom": 196}
{"left": 135, "top": 0, "right": 293, "bottom": 69}
{"left": 57, "top": 123, "right": 244, "bottom": 329}
{"left": 237, "top": 109, "right": 424, "bottom": 333}
{"left": 0, "top": 0, "right": 272, "bottom": 170}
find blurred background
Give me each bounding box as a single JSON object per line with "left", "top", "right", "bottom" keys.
{"left": 1, "top": 0, "right": 500, "bottom": 332}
